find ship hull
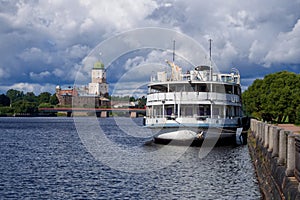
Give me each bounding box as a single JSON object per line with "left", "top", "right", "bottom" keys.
{"left": 146, "top": 119, "right": 249, "bottom": 146}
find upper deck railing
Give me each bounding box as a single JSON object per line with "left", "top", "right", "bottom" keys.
{"left": 150, "top": 67, "right": 240, "bottom": 85}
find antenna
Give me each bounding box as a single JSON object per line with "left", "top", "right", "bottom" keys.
{"left": 209, "top": 38, "right": 213, "bottom": 81}
{"left": 209, "top": 39, "right": 212, "bottom": 61}
{"left": 173, "top": 40, "right": 175, "bottom": 62}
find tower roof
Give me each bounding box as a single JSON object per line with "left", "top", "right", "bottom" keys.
{"left": 93, "top": 61, "right": 104, "bottom": 69}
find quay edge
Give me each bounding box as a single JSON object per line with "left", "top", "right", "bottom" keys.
{"left": 248, "top": 119, "right": 300, "bottom": 199}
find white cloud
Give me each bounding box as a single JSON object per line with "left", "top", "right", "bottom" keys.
{"left": 19, "top": 47, "right": 52, "bottom": 64}
{"left": 0, "top": 67, "right": 10, "bottom": 79}
{"left": 0, "top": 83, "right": 56, "bottom": 95}
{"left": 217, "top": 41, "right": 238, "bottom": 70}
{"left": 29, "top": 71, "right": 51, "bottom": 80}
{"left": 65, "top": 44, "right": 90, "bottom": 60}
{"left": 264, "top": 19, "right": 300, "bottom": 66}
{"left": 124, "top": 56, "right": 145, "bottom": 71}
{"left": 52, "top": 68, "right": 64, "bottom": 77}
{"left": 0, "top": 0, "right": 300, "bottom": 95}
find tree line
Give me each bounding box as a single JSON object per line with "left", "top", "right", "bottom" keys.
{"left": 0, "top": 89, "right": 58, "bottom": 116}
{"left": 0, "top": 89, "right": 147, "bottom": 116}
{"left": 242, "top": 71, "right": 300, "bottom": 124}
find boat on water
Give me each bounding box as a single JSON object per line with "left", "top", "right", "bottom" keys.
{"left": 144, "top": 44, "right": 249, "bottom": 146}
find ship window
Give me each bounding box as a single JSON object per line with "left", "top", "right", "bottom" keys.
{"left": 213, "top": 108, "right": 219, "bottom": 116}
{"left": 185, "top": 84, "right": 194, "bottom": 92}
{"left": 176, "top": 85, "right": 184, "bottom": 92}
{"left": 193, "top": 84, "right": 208, "bottom": 92}
{"left": 225, "top": 85, "right": 233, "bottom": 94}
{"left": 198, "top": 105, "right": 210, "bottom": 116}
{"left": 186, "top": 107, "right": 193, "bottom": 116}
{"left": 234, "top": 86, "right": 241, "bottom": 95}
{"left": 213, "top": 84, "right": 225, "bottom": 93}
{"left": 169, "top": 85, "right": 175, "bottom": 92}
{"left": 149, "top": 85, "right": 168, "bottom": 93}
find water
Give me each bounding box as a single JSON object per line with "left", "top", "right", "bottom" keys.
{"left": 0, "top": 117, "right": 261, "bottom": 199}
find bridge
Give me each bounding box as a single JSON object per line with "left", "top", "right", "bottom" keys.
{"left": 39, "top": 107, "right": 146, "bottom": 117}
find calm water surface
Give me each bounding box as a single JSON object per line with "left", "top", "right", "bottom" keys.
{"left": 0, "top": 117, "right": 261, "bottom": 199}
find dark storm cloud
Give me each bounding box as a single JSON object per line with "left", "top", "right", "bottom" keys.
{"left": 0, "top": 0, "right": 299, "bottom": 95}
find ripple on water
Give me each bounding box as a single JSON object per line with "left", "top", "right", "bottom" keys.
{"left": 0, "top": 117, "right": 261, "bottom": 199}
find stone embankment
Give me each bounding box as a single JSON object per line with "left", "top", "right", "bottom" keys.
{"left": 249, "top": 119, "right": 300, "bottom": 199}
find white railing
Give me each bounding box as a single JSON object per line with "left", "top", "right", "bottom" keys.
{"left": 147, "top": 92, "right": 240, "bottom": 104}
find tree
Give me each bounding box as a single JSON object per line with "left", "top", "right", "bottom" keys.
{"left": 38, "top": 92, "right": 51, "bottom": 104}
{"left": 24, "top": 92, "right": 37, "bottom": 102}
{"left": 12, "top": 100, "right": 38, "bottom": 114}
{"left": 6, "top": 89, "right": 24, "bottom": 104}
{"left": 0, "top": 106, "right": 14, "bottom": 115}
{"left": 296, "top": 106, "right": 300, "bottom": 125}
{"left": 0, "top": 94, "right": 10, "bottom": 106}
{"left": 242, "top": 71, "right": 300, "bottom": 123}
{"left": 38, "top": 103, "right": 53, "bottom": 108}
{"left": 137, "top": 96, "right": 147, "bottom": 108}
{"left": 49, "top": 94, "right": 59, "bottom": 105}
{"left": 129, "top": 96, "right": 136, "bottom": 102}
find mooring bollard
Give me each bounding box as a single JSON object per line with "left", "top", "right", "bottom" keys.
{"left": 295, "top": 136, "right": 300, "bottom": 183}
{"left": 268, "top": 125, "right": 274, "bottom": 152}
{"left": 253, "top": 120, "right": 256, "bottom": 137}
{"left": 272, "top": 127, "right": 280, "bottom": 157}
{"left": 259, "top": 122, "right": 263, "bottom": 142}
{"left": 264, "top": 124, "right": 269, "bottom": 148}
{"left": 252, "top": 119, "right": 256, "bottom": 137}
{"left": 278, "top": 130, "right": 287, "bottom": 165}
{"left": 256, "top": 121, "right": 260, "bottom": 140}
{"left": 250, "top": 119, "right": 256, "bottom": 134}
{"left": 286, "top": 133, "right": 296, "bottom": 177}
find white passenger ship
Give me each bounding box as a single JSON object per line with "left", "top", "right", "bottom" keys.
{"left": 144, "top": 59, "right": 249, "bottom": 146}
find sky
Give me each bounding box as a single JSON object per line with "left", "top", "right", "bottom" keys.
{"left": 0, "top": 0, "right": 299, "bottom": 96}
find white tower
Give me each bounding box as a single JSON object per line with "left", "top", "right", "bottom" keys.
{"left": 88, "top": 61, "right": 108, "bottom": 96}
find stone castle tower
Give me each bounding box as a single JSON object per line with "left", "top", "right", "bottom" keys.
{"left": 88, "top": 61, "right": 108, "bottom": 96}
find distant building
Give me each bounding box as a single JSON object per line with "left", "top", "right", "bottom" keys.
{"left": 56, "top": 61, "right": 110, "bottom": 107}
{"left": 55, "top": 86, "right": 78, "bottom": 106}
{"left": 88, "top": 61, "right": 109, "bottom": 96}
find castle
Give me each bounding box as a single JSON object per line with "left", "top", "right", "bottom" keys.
{"left": 56, "top": 61, "right": 110, "bottom": 107}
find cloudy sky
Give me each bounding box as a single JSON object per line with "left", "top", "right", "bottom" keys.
{"left": 0, "top": 0, "right": 299, "bottom": 96}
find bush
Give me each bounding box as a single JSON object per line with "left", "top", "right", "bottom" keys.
{"left": 295, "top": 106, "right": 300, "bottom": 125}
{"left": 0, "top": 107, "right": 14, "bottom": 115}
{"left": 39, "top": 103, "right": 53, "bottom": 108}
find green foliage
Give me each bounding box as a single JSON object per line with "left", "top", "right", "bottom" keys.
{"left": 295, "top": 106, "right": 300, "bottom": 125}
{"left": 243, "top": 71, "right": 300, "bottom": 123}
{"left": 38, "top": 92, "right": 51, "bottom": 104}
{"left": 24, "top": 92, "right": 37, "bottom": 102}
{"left": 6, "top": 89, "right": 24, "bottom": 103}
{"left": 12, "top": 100, "right": 38, "bottom": 114}
{"left": 0, "top": 94, "right": 10, "bottom": 106}
{"left": 137, "top": 96, "right": 147, "bottom": 108}
{"left": 38, "top": 103, "right": 53, "bottom": 108}
{"left": 0, "top": 107, "right": 14, "bottom": 115}
{"left": 49, "top": 94, "right": 59, "bottom": 105}
{"left": 1, "top": 89, "right": 58, "bottom": 115}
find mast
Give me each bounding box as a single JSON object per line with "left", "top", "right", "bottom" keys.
{"left": 209, "top": 39, "right": 212, "bottom": 62}
{"left": 209, "top": 39, "right": 213, "bottom": 119}
{"left": 209, "top": 39, "right": 212, "bottom": 81}
{"left": 173, "top": 40, "right": 175, "bottom": 62}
